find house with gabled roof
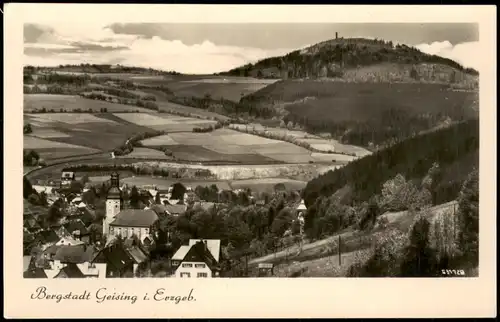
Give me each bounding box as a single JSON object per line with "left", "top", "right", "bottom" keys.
{"left": 44, "top": 244, "right": 101, "bottom": 278}
{"left": 73, "top": 207, "right": 94, "bottom": 227}
{"left": 54, "top": 263, "right": 86, "bottom": 278}
{"left": 55, "top": 235, "right": 84, "bottom": 247}
{"left": 35, "top": 229, "right": 60, "bottom": 248}
{"left": 24, "top": 267, "right": 48, "bottom": 278}
{"left": 92, "top": 243, "right": 136, "bottom": 278}
{"left": 164, "top": 204, "right": 187, "bottom": 217}
{"left": 173, "top": 240, "right": 221, "bottom": 278}
{"left": 150, "top": 204, "right": 168, "bottom": 217}
{"left": 54, "top": 225, "right": 71, "bottom": 239}
{"left": 64, "top": 219, "right": 90, "bottom": 242}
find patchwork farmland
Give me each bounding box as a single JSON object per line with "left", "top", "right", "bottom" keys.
{"left": 23, "top": 72, "right": 361, "bottom": 190}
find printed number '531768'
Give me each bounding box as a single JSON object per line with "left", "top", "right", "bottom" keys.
{"left": 442, "top": 269, "right": 466, "bottom": 276}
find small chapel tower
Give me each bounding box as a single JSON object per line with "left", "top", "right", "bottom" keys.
{"left": 103, "top": 172, "right": 121, "bottom": 236}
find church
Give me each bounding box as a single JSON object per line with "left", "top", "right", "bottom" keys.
{"left": 102, "top": 172, "right": 158, "bottom": 244}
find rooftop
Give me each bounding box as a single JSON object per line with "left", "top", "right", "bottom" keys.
{"left": 164, "top": 204, "right": 188, "bottom": 215}
{"left": 54, "top": 263, "right": 85, "bottom": 278}
{"left": 24, "top": 267, "right": 48, "bottom": 278}
{"left": 53, "top": 244, "right": 96, "bottom": 263}
{"left": 188, "top": 239, "right": 221, "bottom": 262}
{"left": 92, "top": 243, "right": 135, "bottom": 271}
{"left": 171, "top": 245, "right": 191, "bottom": 261}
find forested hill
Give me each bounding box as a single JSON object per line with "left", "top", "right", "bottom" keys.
{"left": 220, "top": 37, "right": 478, "bottom": 85}
{"left": 302, "top": 119, "right": 479, "bottom": 208}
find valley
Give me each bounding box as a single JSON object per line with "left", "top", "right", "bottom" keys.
{"left": 23, "top": 35, "right": 479, "bottom": 279}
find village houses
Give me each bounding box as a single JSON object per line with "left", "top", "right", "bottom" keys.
{"left": 171, "top": 239, "right": 221, "bottom": 278}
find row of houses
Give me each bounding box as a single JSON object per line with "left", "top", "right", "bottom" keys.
{"left": 23, "top": 237, "right": 222, "bottom": 279}
{"left": 25, "top": 172, "right": 222, "bottom": 278}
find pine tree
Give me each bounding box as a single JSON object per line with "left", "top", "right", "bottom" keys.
{"left": 130, "top": 186, "right": 140, "bottom": 209}
{"left": 399, "top": 215, "right": 438, "bottom": 277}
{"left": 457, "top": 169, "right": 479, "bottom": 266}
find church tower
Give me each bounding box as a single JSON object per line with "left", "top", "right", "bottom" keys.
{"left": 103, "top": 172, "right": 121, "bottom": 236}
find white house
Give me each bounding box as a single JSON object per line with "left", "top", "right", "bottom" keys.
{"left": 172, "top": 239, "right": 221, "bottom": 278}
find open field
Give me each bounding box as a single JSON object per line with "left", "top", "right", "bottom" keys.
{"left": 26, "top": 112, "right": 118, "bottom": 125}
{"left": 28, "top": 128, "right": 71, "bottom": 139}
{"left": 156, "top": 101, "right": 230, "bottom": 121}
{"left": 24, "top": 135, "right": 99, "bottom": 151}
{"left": 34, "top": 147, "right": 103, "bottom": 161}
{"left": 112, "top": 112, "right": 218, "bottom": 132}
{"left": 24, "top": 112, "right": 157, "bottom": 152}
{"left": 24, "top": 94, "right": 153, "bottom": 113}
{"left": 167, "top": 81, "right": 275, "bottom": 102}
{"left": 229, "top": 123, "right": 372, "bottom": 157}
{"left": 167, "top": 145, "right": 279, "bottom": 164}
{"left": 141, "top": 128, "right": 332, "bottom": 164}
{"left": 116, "top": 147, "right": 174, "bottom": 160}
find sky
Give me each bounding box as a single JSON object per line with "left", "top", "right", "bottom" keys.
{"left": 24, "top": 23, "right": 479, "bottom": 74}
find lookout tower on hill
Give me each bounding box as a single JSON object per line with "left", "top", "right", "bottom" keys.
{"left": 335, "top": 32, "right": 338, "bottom": 39}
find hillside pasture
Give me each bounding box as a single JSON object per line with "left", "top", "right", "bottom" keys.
{"left": 140, "top": 134, "right": 178, "bottom": 146}
{"left": 117, "top": 147, "right": 174, "bottom": 160}
{"left": 165, "top": 77, "right": 278, "bottom": 102}
{"left": 228, "top": 123, "right": 371, "bottom": 156}
{"left": 26, "top": 112, "right": 117, "bottom": 125}
{"left": 33, "top": 147, "right": 101, "bottom": 161}
{"left": 156, "top": 101, "right": 230, "bottom": 120}
{"left": 24, "top": 135, "right": 98, "bottom": 151}
{"left": 29, "top": 128, "right": 71, "bottom": 139}
{"left": 24, "top": 113, "right": 155, "bottom": 152}
{"left": 140, "top": 128, "right": 332, "bottom": 164}
{"left": 24, "top": 94, "right": 153, "bottom": 113}
{"left": 24, "top": 135, "right": 100, "bottom": 160}
{"left": 112, "top": 112, "right": 218, "bottom": 132}
{"left": 167, "top": 145, "right": 278, "bottom": 164}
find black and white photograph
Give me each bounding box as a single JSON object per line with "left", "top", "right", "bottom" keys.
{"left": 20, "top": 20, "right": 482, "bottom": 279}
{"left": 4, "top": 3, "right": 497, "bottom": 319}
